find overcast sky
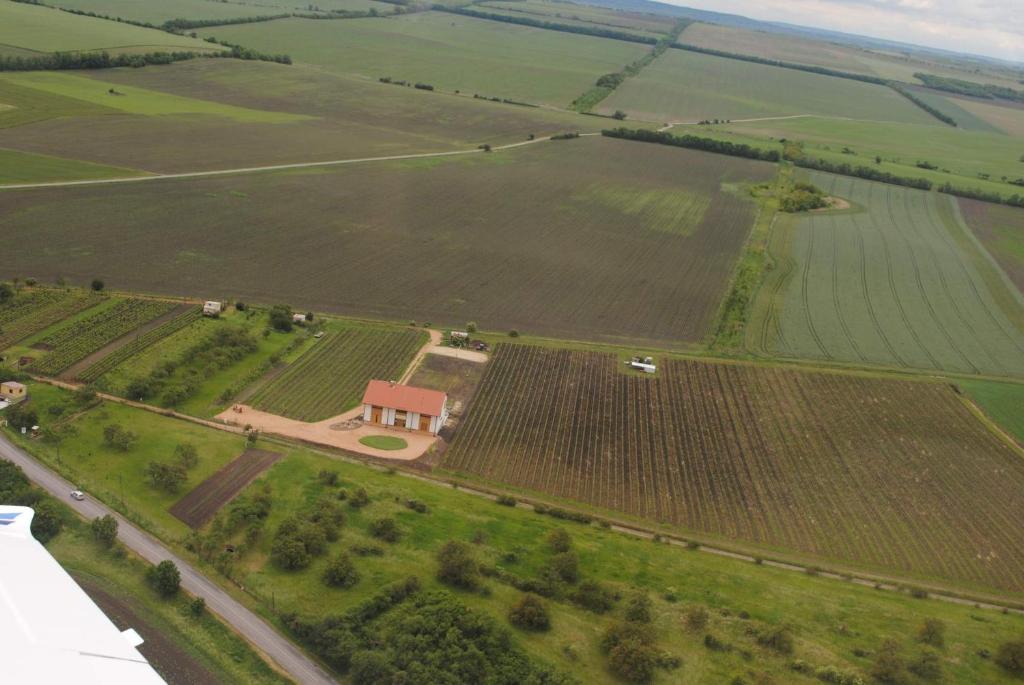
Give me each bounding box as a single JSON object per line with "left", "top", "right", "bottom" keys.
{"left": 668, "top": 0, "right": 1024, "bottom": 64}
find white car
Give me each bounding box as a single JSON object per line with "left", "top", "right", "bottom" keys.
{"left": 69, "top": 490, "right": 85, "bottom": 501}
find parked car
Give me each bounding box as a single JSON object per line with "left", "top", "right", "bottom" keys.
{"left": 70, "top": 490, "right": 85, "bottom": 501}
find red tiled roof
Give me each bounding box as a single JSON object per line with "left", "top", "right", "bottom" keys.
{"left": 362, "top": 380, "right": 446, "bottom": 416}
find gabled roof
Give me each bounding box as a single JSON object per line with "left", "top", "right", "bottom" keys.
{"left": 362, "top": 380, "right": 446, "bottom": 416}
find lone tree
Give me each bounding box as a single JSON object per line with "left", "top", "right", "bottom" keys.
{"left": 103, "top": 424, "right": 136, "bottom": 451}
{"left": 508, "top": 593, "right": 551, "bottom": 632}
{"left": 436, "top": 540, "right": 478, "bottom": 589}
{"left": 612, "top": 110, "right": 627, "bottom": 120}
{"left": 147, "top": 560, "right": 181, "bottom": 598}
{"left": 90, "top": 279, "right": 104, "bottom": 292}
{"left": 174, "top": 443, "right": 199, "bottom": 469}
{"left": 322, "top": 552, "right": 360, "bottom": 588}
{"left": 90, "top": 514, "right": 118, "bottom": 548}
{"left": 145, "top": 461, "right": 187, "bottom": 493}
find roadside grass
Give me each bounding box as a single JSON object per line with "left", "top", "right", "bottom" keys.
{"left": 46, "top": 521, "right": 288, "bottom": 685}
{"left": 8, "top": 388, "right": 1024, "bottom": 683}
{"left": 598, "top": 48, "right": 938, "bottom": 124}
{"left": 198, "top": 11, "right": 649, "bottom": 107}
{"left": 0, "top": 147, "right": 144, "bottom": 184}
{"left": 960, "top": 379, "right": 1024, "bottom": 445}
{"left": 0, "top": 72, "right": 308, "bottom": 124}
{"left": 358, "top": 435, "right": 407, "bottom": 450}
{"left": 0, "top": 0, "right": 217, "bottom": 54}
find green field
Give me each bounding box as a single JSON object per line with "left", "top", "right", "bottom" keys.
{"left": 480, "top": 0, "right": 675, "bottom": 35}
{"left": 0, "top": 137, "right": 774, "bottom": 345}
{"left": 8, "top": 387, "right": 1024, "bottom": 684}
{"left": 0, "top": 0, "right": 217, "bottom": 54}
{"left": 199, "top": 12, "right": 649, "bottom": 106}
{"left": 249, "top": 324, "right": 425, "bottom": 421}
{"left": 48, "top": 0, "right": 396, "bottom": 22}
{"left": 598, "top": 48, "right": 939, "bottom": 124}
{"left": 958, "top": 199, "right": 1024, "bottom": 292}
{"left": 960, "top": 379, "right": 1024, "bottom": 446}
{"left": 0, "top": 147, "right": 142, "bottom": 184}
{"left": 713, "top": 115, "right": 1024, "bottom": 198}
{"left": 750, "top": 172, "right": 1024, "bottom": 376}
{"left": 0, "top": 59, "right": 611, "bottom": 176}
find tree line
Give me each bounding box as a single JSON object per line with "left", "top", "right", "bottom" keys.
{"left": 889, "top": 85, "right": 957, "bottom": 126}
{"left": 439, "top": 6, "right": 658, "bottom": 46}
{"left": 914, "top": 72, "right": 1024, "bottom": 104}
{"left": 601, "top": 127, "right": 781, "bottom": 162}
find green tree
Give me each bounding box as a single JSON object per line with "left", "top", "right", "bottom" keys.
{"left": 174, "top": 443, "right": 199, "bottom": 469}
{"left": 102, "top": 424, "right": 136, "bottom": 451}
{"left": 350, "top": 651, "right": 393, "bottom": 685}
{"left": 323, "top": 552, "right": 360, "bottom": 588}
{"left": 147, "top": 560, "right": 181, "bottom": 597}
{"left": 0, "top": 282, "right": 13, "bottom": 304}
{"left": 917, "top": 618, "right": 945, "bottom": 648}
{"left": 624, "top": 593, "right": 653, "bottom": 624}
{"left": 189, "top": 597, "right": 206, "bottom": 617}
{"left": 145, "top": 462, "right": 187, "bottom": 493}
{"left": 90, "top": 514, "right": 118, "bottom": 547}
{"left": 871, "top": 639, "right": 907, "bottom": 684}
{"left": 31, "top": 501, "right": 63, "bottom": 543}
{"left": 436, "top": 540, "right": 478, "bottom": 589}
{"left": 90, "top": 279, "right": 104, "bottom": 291}
{"left": 508, "top": 593, "right": 550, "bottom": 631}
{"left": 369, "top": 517, "right": 401, "bottom": 543}
{"left": 271, "top": 535, "right": 311, "bottom": 570}
{"left": 548, "top": 551, "right": 579, "bottom": 583}
{"left": 571, "top": 580, "right": 615, "bottom": 613}
{"left": 547, "top": 527, "right": 571, "bottom": 553}
{"left": 268, "top": 304, "right": 294, "bottom": 332}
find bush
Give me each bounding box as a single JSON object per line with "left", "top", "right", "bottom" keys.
{"left": 871, "top": 639, "right": 907, "bottom": 684}
{"left": 351, "top": 543, "right": 384, "bottom": 557}
{"left": 684, "top": 604, "right": 709, "bottom": 631}
{"left": 624, "top": 593, "right": 653, "bottom": 623}
{"left": 917, "top": 618, "right": 945, "bottom": 648}
{"left": 145, "top": 461, "right": 187, "bottom": 493}
{"left": 268, "top": 303, "right": 294, "bottom": 332}
{"left": 571, "top": 580, "right": 616, "bottom": 613}
{"left": 31, "top": 501, "right": 63, "bottom": 543}
{"left": 90, "top": 514, "right": 118, "bottom": 547}
{"left": 436, "top": 540, "right": 478, "bottom": 589}
{"left": 91, "top": 279, "right": 104, "bottom": 291}
{"left": 348, "top": 487, "right": 370, "bottom": 509}
{"left": 996, "top": 639, "right": 1024, "bottom": 675}
{"left": 508, "top": 329, "right": 519, "bottom": 337}
{"left": 147, "top": 560, "right": 181, "bottom": 597}
{"left": 815, "top": 665, "right": 864, "bottom": 685}
{"left": 495, "top": 495, "right": 516, "bottom": 506}
{"left": 405, "top": 499, "right": 428, "bottom": 513}
{"left": 271, "top": 536, "right": 311, "bottom": 571}
{"left": 704, "top": 633, "right": 729, "bottom": 651}
{"left": 174, "top": 443, "right": 199, "bottom": 469}
{"left": 103, "top": 423, "right": 136, "bottom": 451}
{"left": 756, "top": 625, "right": 794, "bottom": 655}
{"left": 508, "top": 593, "right": 551, "bottom": 631}
{"left": 908, "top": 649, "right": 942, "bottom": 681}
{"left": 547, "top": 528, "right": 572, "bottom": 553}
{"left": 350, "top": 650, "right": 393, "bottom": 685}
{"left": 548, "top": 551, "right": 579, "bottom": 583}
{"left": 608, "top": 639, "right": 658, "bottom": 683}
{"left": 323, "top": 552, "right": 360, "bottom": 589}
{"left": 189, "top": 597, "right": 206, "bottom": 617}
{"left": 369, "top": 517, "right": 401, "bottom": 543}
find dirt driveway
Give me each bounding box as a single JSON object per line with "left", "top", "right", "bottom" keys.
{"left": 215, "top": 405, "right": 437, "bottom": 460}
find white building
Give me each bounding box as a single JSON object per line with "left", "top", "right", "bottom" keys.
{"left": 361, "top": 380, "right": 448, "bottom": 435}
{"left": 202, "top": 301, "right": 222, "bottom": 317}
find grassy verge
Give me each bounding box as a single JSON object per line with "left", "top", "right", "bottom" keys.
{"left": 959, "top": 378, "right": 1024, "bottom": 446}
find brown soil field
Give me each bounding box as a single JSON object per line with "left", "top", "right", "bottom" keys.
{"left": 170, "top": 448, "right": 282, "bottom": 528}
{"left": 407, "top": 353, "right": 487, "bottom": 441}
{"left": 0, "top": 137, "right": 774, "bottom": 344}
{"left": 0, "top": 60, "right": 609, "bottom": 173}
{"left": 958, "top": 198, "right": 1024, "bottom": 293}
{"left": 76, "top": 576, "right": 220, "bottom": 685}
{"left": 443, "top": 344, "right": 1024, "bottom": 594}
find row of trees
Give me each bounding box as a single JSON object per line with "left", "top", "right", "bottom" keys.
{"left": 602, "top": 127, "right": 781, "bottom": 162}
{"left": 441, "top": 6, "right": 658, "bottom": 46}
{"left": 890, "top": 85, "right": 957, "bottom": 126}
{"left": 914, "top": 72, "right": 1024, "bottom": 103}
{"left": 790, "top": 155, "right": 934, "bottom": 190}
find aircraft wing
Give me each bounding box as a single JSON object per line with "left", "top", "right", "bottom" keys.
{"left": 0, "top": 505, "right": 167, "bottom": 684}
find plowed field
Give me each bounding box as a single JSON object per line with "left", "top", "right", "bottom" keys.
{"left": 169, "top": 448, "right": 282, "bottom": 528}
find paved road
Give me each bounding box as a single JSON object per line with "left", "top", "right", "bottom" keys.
{"left": 0, "top": 433, "right": 336, "bottom": 685}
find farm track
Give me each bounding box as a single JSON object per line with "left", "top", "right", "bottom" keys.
{"left": 444, "top": 344, "right": 1024, "bottom": 594}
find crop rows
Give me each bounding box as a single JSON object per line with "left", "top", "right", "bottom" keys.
{"left": 445, "top": 344, "right": 1024, "bottom": 593}
{"left": 30, "top": 298, "right": 176, "bottom": 376}
{"left": 763, "top": 173, "right": 1024, "bottom": 376}
{"left": 0, "top": 289, "right": 104, "bottom": 350}
{"left": 169, "top": 448, "right": 282, "bottom": 529}
{"left": 77, "top": 306, "right": 201, "bottom": 383}
{"left": 250, "top": 326, "right": 425, "bottom": 422}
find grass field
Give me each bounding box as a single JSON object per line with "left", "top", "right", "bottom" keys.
{"left": 0, "top": 0, "right": 217, "bottom": 54}
{"left": 0, "top": 137, "right": 774, "bottom": 345}
{"left": 750, "top": 172, "right": 1024, "bottom": 376}
{"left": 958, "top": 199, "right": 1024, "bottom": 293}
{"left": 900, "top": 87, "right": 1006, "bottom": 134}
{"left": 0, "top": 60, "right": 611, "bottom": 175}
{"left": 11, "top": 389, "right": 1024, "bottom": 684}
{"left": 0, "top": 147, "right": 142, "bottom": 184}
{"left": 249, "top": 324, "right": 426, "bottom": 421}
{"left": 444, "top": 344, "right": 1024, "bottom": 594}
{"left": 598, "top": 48, "right": 939, "bottom": 124}
{"left": 198, "top": 12, "right": 649, "bottom": 107}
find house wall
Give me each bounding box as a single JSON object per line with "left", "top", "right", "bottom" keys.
{"left": 363, "top": 404, "right": 372, "bottom": 422}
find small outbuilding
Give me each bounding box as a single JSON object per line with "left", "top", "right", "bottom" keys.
{"left": 203, "top": 301, "right": 222, "bottom": 317}
{"left": 361, "top": 380, "right": 448, "bottom": 435}
{"left": 292, "top": 313, "right": 306, "bottom": 324}
{"left": 1, "top": 381, "right": 28, "bottom": 403}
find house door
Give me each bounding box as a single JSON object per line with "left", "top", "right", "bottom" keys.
{"left": 371, "top": 407, "right": 382, "bottom": 424}
{"left": 419, "top": 415, "right": 431, "bottom": 432}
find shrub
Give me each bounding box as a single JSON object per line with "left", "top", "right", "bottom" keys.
{"left": 268, "top": 304, "right": 294, "bottom": 332}
{"left": 145, "top": 461, "right": 187, "bottom": 492}
{"left": 871, "top": 639, "right": 906, "bottom": 684}
{"left": 548, "top": 551, "right": 579, "bottom": 583}
{"left": 508, "top": 593, "right": 551, "bottom": 631}
{"left": 508, "top": 329, "right": 519, "bottom": 337}
{"left": 495, "top": 495, "right": 516, "bottom": 506}
{"left": 31, "top": 501, "right": 62, "bottom": 543}
{"left": 317, "top": 469, "right": 339, "bottom": 486}
{"left": 608, "top": 639, "right": 658, "bottom": 683}
{"left": 235, "top": 301, "right": 246, "bottom": 311}
{"left": 684, "top": 604, "right": 709, "bottom": 631}
{"left": 547, "top": 527, "right": 572, "bottom": 553}
{"left": 405, "top": 499, "right": 428, "bottom": 513}
{"left": 704, "top": 633, "right": 729, "bottom": 651}
{"left": 271, "top": 536, "right": 311, "bottom": 570}
{"left": 571, "top": 580, "right": 616, "bottom": 613}
{"left": 815, "top": 665, "right": 864, "bottom": 685}
{"left": 908, "top": 649, "right": 942, "bottom": 681}
{"left": 189, "top": 597, "right": 206, "bottom": 617}
{"left": 323, "top": 552, "right": 360, "bottom": 589}
{"left": 90, "top": 514, "right": 118, "bottom": 547}
{"left": 147, "top": 560, "right": 181, "bottom": 597}
{"left": 436, "top": 540, "right": 478, "bottom": 589}
{"left": 91, "top": 279, "right": 104, "bottom": 291}
{"left": 624, "top": 593, "right": 653, "bottom": 624}
{"left": 350, "top": 650, "right": 393, "bottom": 685}
{"left": 996, "top": 639, "right": 1024, "bottom": 675}
{"left": 917, "top": 618, "right": 945, "bottom": 648}
{"left": 102, "top": 423, "right": 136, "bottom": 451}
{"left": 756, "top": 625, "right": 794, "bottom": 655}
{"left": 174, "top": 443, "right": 199, "bottom": 469}
{"left": 369, "top": 517, "right": 401, "bottom": 543}
{"left": 349, "top": 487, "right": 370, "bottom": 509}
